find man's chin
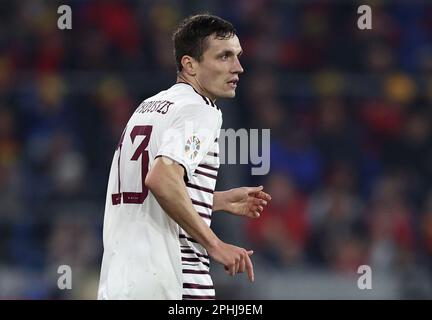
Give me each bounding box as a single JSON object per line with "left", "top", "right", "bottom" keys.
{"left": 222, "top": 90, "right": 236, "bottom": 98}
{"left": 213, "top": 90, "right": 236, "bottom": 99}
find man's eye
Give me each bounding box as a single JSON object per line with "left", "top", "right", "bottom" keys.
{"left": 221, "top": 55, "right": 228, "bottom": 60}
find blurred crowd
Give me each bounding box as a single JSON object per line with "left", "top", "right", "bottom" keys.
{"left": 1, "top": 0, "right": 432, "bottom": 298}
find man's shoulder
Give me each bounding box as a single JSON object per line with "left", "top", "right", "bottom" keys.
{"left": 163, "top": 83, "right": 220, "bottom": 111}
{"left": 137, "top": 83, "right": 221, "bottom": 121}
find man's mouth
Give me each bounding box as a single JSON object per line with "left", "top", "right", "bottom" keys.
{"left": 227, "top": 79, "right": 239, "bottom": 88}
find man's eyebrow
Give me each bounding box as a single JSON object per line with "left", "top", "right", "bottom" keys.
{"left": 217, "top": 49, "right": 243, "bottom": 56}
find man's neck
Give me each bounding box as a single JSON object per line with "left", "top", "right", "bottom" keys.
{"left": 176, "top": 75, "right": 216, "bottom": 102}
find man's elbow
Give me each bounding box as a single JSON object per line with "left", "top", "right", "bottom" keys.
{"left": 144, "top": 171, "right": 160, "bottom": 194}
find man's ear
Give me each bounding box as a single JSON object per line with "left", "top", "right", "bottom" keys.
{"left": 181, "top": 55, "right": 198, "bottom": 76}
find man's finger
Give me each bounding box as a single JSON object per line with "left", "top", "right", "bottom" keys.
{"left": 234, "top": 259, "right": 240, "bottom": 275}
{"left": 247, "top": 208, "right": 260, "bottom": 218}
{"left": 245, "top": 251, "right": 254, "bottom": 282}
{"left": 224, "top": 265, "right": 231, "bottom": 275}
{"left": 247, "top": 186, "right": 264, "bottom": 194}
{"left": 256, "top": 191, "right": 272, "bottom": 201}
{"left": 253, "top": 198, "right": 264, "bottom": 206}
{"left": 248, "top": 206, "right": 261, "bottom": 218}
{"left": 227, "top": 264, "right": 235, "bottom": 276}
{"left": 239, "top": 255, "right": 246, "bottom": 273}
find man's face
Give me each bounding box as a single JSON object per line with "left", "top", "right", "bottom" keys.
{"left": 194, "top": 34, "right": 244, "bottom": 100}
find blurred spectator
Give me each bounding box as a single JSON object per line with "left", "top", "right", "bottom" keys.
{"left": 366, "top": 174, "right": 415, "bottom": 271}
{"left": 314, "top": 98, "right": 361, "bottom": 170}
{"left": 308, "top": 163, "right": 366, "bottom": 272}
{"left": 246, "top": 172, "right": 309, "bottom": 268}
{"left": 382, "top": 109, "right": 432, "bottom": 205}
{"left": 419, "top": 190, "right": 432, "bottom": 268}
{"left": 0, "top": 107, "right": 23, "bottom": 220}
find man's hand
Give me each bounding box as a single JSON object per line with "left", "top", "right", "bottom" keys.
{"left": 214, "top": 186, "right": 271, "bottom": 218}
{"left": 206, "top": 239, "right": 255, "bottom": 282}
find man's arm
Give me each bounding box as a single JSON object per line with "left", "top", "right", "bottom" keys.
{"left": 213, "top": 191, "right": 230, "bottom": 212}
{"left": 145, "top": 156, "right": 254, "bottom": 281}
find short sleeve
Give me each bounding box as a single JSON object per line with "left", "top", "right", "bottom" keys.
{"left": 156, "top": 104, "right": 221, "bottom": 181}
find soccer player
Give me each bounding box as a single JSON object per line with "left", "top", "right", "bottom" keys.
{"left": 98, "top": 14, "right": 271, "bottom": 300}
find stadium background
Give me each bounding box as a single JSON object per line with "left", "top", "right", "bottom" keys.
{"left": 1, "top": 0, "right": 432, "bottom": 299}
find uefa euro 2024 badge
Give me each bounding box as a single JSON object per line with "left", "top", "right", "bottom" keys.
{"left": 185, "top": 135, "right": 200, "bottom": 160}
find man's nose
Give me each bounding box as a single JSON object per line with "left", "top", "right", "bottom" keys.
{"left": 232, "top": 57, "right": 244, "bottom": 74}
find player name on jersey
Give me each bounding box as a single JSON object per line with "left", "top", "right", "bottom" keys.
{"left": 135, "top": 100, "right": 174, "bottom": 115}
